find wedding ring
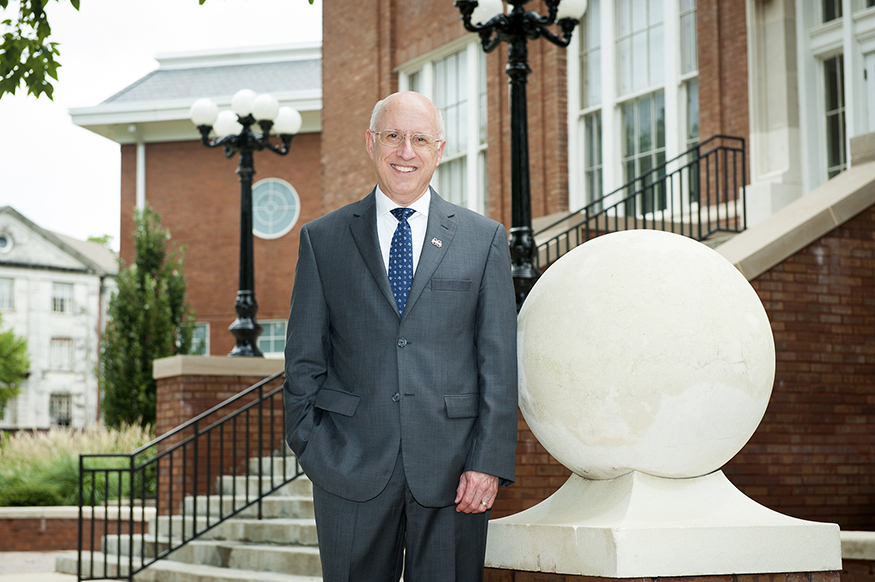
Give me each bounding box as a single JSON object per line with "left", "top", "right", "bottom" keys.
{"left": 481, "top": 501, "right": 488, "bottom": 506}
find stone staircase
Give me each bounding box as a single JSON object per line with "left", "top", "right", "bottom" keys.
{"left": 57, "top": 455, "right": 322, "bottom": 581}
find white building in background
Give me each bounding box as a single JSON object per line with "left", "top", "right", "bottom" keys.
{"left": 0, "top": 206, "right": 117, "bottom": 429}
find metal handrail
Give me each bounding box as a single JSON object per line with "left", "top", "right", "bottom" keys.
{"left": 77, "top": 370, "right": 302, "bottom": 581}
{"left": 536, "top": 135, "right": 747, "bottom": 269}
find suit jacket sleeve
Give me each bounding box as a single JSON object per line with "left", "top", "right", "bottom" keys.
{"left": 465, "top": 222, "right": 518, "bottom": 484}
{"left": 283, "top": 224, "right": 329, "bottom": 457}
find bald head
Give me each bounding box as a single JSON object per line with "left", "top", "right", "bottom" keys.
{"left": 369, "top": 92, "right": 445, "bottom": 141}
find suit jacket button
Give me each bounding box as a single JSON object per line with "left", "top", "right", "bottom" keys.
{"left": 392, "top": 393, "right": 400, "bottom": 402}
{"left": 397, "top": 337, "right": 407, "bottom": 347}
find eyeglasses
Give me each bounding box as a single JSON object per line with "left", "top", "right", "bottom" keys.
{"left": 372, "top": 130, "right": 442, "bottom": 151}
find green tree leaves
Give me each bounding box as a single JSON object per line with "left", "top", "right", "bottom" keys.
{"left": 0, "top": 0, "right": 80, "bottom": 99}
{"left": 0, "top": 311, "right": 29, "bottom": 416}
{"left": 100, "top": 206, "right": 195, "bottom": 428}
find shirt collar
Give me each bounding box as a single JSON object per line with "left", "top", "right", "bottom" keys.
{"left": 375, "top": 186, "right": 431, "bottom": 220}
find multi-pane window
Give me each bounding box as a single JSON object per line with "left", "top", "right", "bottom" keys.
{"left": 258, "top": 321, "right": 287, "bottom": 356}
{"left": 584, "top": 113, "right": 603, "bottom": 206}
{"left": 823, "top": 0, "right": 842, "bottom": 22}
{"left": 825, "top": 54, "right": 847, "bottom": 178}
{"left": 191, "top": 322, "right": 209, "bottom": 356}
{"left": 622, "top": 91, "right": 667, "bottom": 213}
{"left": 0, "top": 277, "right": 12, "bottom": 310}
{"left": 680, "top": 0, "right": 697, "bottom": 75}
{"left": 50, "top": 338, "right": 74, "bottom": 371}
{"left": 616, "top": 0, "right": 664, "bottom": 97}
{"left": 49, "top": 393, "right": 72, "bottom": 426}
{"left": 403, "top": 43, "right": 488, "bottom": 215}
{"left": 52, "top": 282, "right": 73, "bottom": 314}
{"left": 580, "top": 0, "right": 603, "bottom": 205}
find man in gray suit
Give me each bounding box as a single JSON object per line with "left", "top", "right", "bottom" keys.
{"left": 284, "top": 91, "right": 518, "bottom": 582}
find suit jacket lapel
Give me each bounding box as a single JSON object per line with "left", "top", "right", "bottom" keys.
{"left": 404, "top": 189, "right": 457, "bottom": 319}
{"left": 349, "top": 190, "right": 400, "bottom": 316}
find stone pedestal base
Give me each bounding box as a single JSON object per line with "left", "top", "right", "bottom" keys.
{"left": 485, "top": 471, "right": 841, "bottom": 578}
{"left": 483, "top": 570, "right": 841, "bottom": 582}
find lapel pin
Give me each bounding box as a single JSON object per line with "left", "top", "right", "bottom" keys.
{"left": 431, "top": 238, "right": 442, "bottom": 248}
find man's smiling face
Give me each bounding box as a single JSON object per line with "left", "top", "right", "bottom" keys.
{"left": 366, "top": 92, "right": 445, "bottom": 207}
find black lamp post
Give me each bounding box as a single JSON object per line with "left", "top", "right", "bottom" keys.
{"left": 190, "top": 90, "right": 302, "bottom": 357}
{"left": 454, "top": 0, "right": 586, "bottom": 310}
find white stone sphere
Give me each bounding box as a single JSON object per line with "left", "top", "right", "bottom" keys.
{"left": 518, "top": 230, "right": 775, "bottom": 480}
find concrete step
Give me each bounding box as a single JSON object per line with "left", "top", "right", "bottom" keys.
{"left": 249, "top": 456, "right": 303, "bottom": 477}
{"left": 215, "top": 474, "right": 312, "bottom": 497}
{"left": 182, "top": 494, "right": 314, "bottom": 520}
{"left": 168, "top": 540, "right": 322, "bottom": 576}
{"left": 57, "top": 551, "right": 321, "bottom": 581}
{"left": 130, "top": 516, "right": 319, "bottom": 549}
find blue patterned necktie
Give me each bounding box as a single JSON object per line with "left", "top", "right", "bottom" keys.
{"left": 389, "top": 207, "right": 415, "bottom": 316}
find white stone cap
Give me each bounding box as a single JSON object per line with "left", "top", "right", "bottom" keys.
{"left": 842, "top": 531, "right": 875, "bottom": 560}
{"left": 0, "top": 506, "right": 155, "bottom": 521}
{"left": 486, "top": 470, "right": 842, "bottom": 577}
{"left": 153, "top": 355, "right": 284, "bottom": 380}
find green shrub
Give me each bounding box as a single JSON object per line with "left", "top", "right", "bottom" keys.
{"left": 0, "top": 425, "right": 156, "bottom": 507}
{"left": 0, "top": 482, "right": 62, "bottom": 507}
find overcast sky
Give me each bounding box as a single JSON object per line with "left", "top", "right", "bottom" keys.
{"left": 0, "top": 0, "right": 322, "bottom": 251}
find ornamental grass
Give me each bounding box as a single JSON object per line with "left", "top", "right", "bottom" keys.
{"left": 0, "top": 424, "right": 156, "bottom": 507}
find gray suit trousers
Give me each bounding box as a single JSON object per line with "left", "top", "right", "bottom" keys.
{"left": 312, "top": 449, "right": 489, "bottom": 582}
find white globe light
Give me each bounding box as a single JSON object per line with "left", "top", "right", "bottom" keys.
{"left": 231, "top": 89, "right": 257, "bottom": 117}
{"left": 273, "top": 106, "right": 302, "bottom": 135}
{"left": 471, "top": 0, "right": 504, "bottom": 24}
{"left": 213, "top": 110, "right": 243, "bottom": 137}
{"left": 557, "top": 0, "right": 587, "bottom": 20}
{"left": 189, "top": 98, "right": 218, "bottom": 126}
{"left": 252, "top": 93, "right": 280, "bottom": 122}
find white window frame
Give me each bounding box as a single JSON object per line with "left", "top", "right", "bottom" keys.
{"left": 49, "top": 392, "right": 73, "bottom": 426}
{"left": 52, "top": 282, "right": 74, "bottom": 315}
{"left": 258, "top": 319, "right": 287, "bottom": 358}
{"left": 568, "top": 0, "right": 693, "bottom": 215}
{"left": 0, "top": 277, "right": 13, "bottom": 310}
{"left": 252, "top": 177, "right": 301, "bottom": 240}
{"left": 398, "top": 38, "right": 488, "bottom": 215}
{"left": 191, "top": 322, "right": 210, "bottom": 356}
{"left": 50, "top": 338, "right": 74, "bottom": 372}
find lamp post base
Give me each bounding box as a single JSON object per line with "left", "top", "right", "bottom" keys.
{"left": 228, "top": 290, "right": 264, "bottom": 357}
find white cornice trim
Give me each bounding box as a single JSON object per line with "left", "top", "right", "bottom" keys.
{"left": 155, "top": 42, "right": 322, "bottom": 70}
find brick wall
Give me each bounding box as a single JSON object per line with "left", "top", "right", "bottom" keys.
{"left": 321, "top": 0, "right": 569, "bottom": 227}
{"left": 698, "top": 0, "right": 749, "bottom": 144}
{"left": 154, "top": 370, "right": 286, "bottom": 515}
{"left": 0, "top": 516, "right": 144, "bottom": 551}
{"left": 120, "top": 133, "right": 321, "bottom": 356}
{"left": 493, "top": 411, "right": 570, "bottom": 519}
{"left": 844, "top": 559, "right": 875, "bottom": 582}
{"left": 724, "top": 206, "right": 875, "bottom": 530}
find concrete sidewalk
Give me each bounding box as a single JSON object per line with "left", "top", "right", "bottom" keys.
{"left": 0, "top": 552, "right": 76, "bottom": 581}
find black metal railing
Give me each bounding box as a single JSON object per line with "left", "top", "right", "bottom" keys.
{"left": 77, "top": 370, "right": 301, "bottom": 581}
{"left": 536, "top": 135, "right": 746, "bottom": 269}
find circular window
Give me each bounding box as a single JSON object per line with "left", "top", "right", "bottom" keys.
{"left": 252, "top": 178, "right": 301, "bottom": 240}
{"left": 0, "top": 233, "right": 12, "bottom": 254}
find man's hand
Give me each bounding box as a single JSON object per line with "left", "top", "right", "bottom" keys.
{"left": 454, "top": 470, "right": 498, "bottom": 513}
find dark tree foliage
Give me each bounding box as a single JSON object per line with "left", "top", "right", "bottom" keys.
{"left": 100, "top": 206, "right": 195, "bottom": 428}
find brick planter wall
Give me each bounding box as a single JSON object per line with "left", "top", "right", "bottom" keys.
{"left": 153, "top": 356, "right": 286, "bottom": 516}
{"left": 0, "top": 508, "right": 149, "bottom": 551}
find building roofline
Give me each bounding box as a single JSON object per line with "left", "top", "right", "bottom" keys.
{"left": 154, "top": 42, "right": 322, "bottom": 70}
{"left": 0, "top": 206, "right": 118, "bottom": 277}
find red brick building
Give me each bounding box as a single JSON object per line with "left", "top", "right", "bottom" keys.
{"left": 73, "top": 1, "right": 874, "bottom": 530}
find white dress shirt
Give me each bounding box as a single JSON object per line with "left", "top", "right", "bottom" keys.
{"left": 376, "top": 186, "right": 430, "bottom": 276}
